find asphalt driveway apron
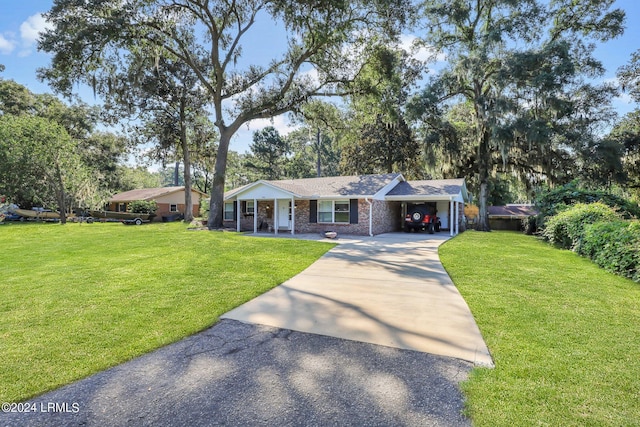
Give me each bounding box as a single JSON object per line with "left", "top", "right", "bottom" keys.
{"left": 223, "top": 233, "right": 493, "bottom": 367}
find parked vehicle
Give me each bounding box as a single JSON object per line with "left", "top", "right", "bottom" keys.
{"left": 87, "top": 210, "right": 154, "bottom": 224}
{"left": 404, "top": 204, "right": 441, "bottom": 233}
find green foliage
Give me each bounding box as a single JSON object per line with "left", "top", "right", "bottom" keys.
{"left": 340, "top": 115, "right": 422, "bottom": 177}
{"left": 581, "top": 221, "right": 640, "bottom": 282}
{"left": 0, "top": 115, "right": 96, "bottom": 220}
{"left": 541, "top": 202, "right": 620, "bottom": 251}
{"left": 536, "top": 181, "right": 640, "bottom": 223}
{"left": 199, "top": 198, "right": 210, "bottom": 220}
{"left": 245, "top": 127, "right": 290, "bottom": 180}
{"left": 127, "top": 200, "right": 158, "bottom": 215}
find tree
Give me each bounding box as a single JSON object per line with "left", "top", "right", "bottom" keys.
{"left": 103, "top": 53, "right": 216, "bottom": 222}
{"left": 341, "top": 115, "right": 421, "bottom": 176}
{"left": 289, "top": 100, "right": 345, "bottom": 178}
{"left": 412, "top": 0, "right": 624, "bottom": 231}
{"left": 0, "top": 79, "right": 38, "bottom": 116}
{"left": 0, "top": 115, "right": 95, "bottom": 223}
{"left": 618, "top": 49, "right": 640, "bottom": 103}
{"left": 245, "top": 126, "right": 290, "bottom": 180}
{"left": 39, "top": 0, "right": 408, "bottom": 229}
{"left": 608, "top": 111, "right": 640, "bottom": 197}
{"left": 342, "top": 44, "right": 424, "bottom": 178}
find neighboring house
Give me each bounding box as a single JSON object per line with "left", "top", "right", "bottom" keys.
{"left": 488, "top": 204, "right": 538, "bottom": 231}
{"left": 108, "top": 186, "right": 207, "bottom": 220}
{"left": 223, "top": 173, "right": 469, "bottom": 236}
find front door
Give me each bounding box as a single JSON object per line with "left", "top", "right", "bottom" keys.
{"left": 278, "top": 201, "right": 291, "bottom": 230}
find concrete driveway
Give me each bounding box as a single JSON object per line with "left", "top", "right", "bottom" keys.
{"left": 1, "top": 232, "right": 487, "bottom": 427}
{"left": 224, "top": 233, "right": 493, "bottom": 367}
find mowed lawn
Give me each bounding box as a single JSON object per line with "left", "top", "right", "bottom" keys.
{"left": 0, "top": 222, "right": 333, "bottom": 402}
{"left": 440, "top": 231, "right": 640, "bottom": 426}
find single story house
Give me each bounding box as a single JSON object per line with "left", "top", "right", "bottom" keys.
{"left": 109, "top": 186, "right": 207, "bottom": 219}
{"left": 223, "top": 173, "right": 469, "bottom": 236}
{"left": 488, "top": 204, "right": 538, "bottom": 231}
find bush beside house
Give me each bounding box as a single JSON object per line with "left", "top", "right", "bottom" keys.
{"left": 127, "top": 200, "right": 158, "bottom": 215}
{"left": 540, "top": 200, "right": 640, "bottom": 283}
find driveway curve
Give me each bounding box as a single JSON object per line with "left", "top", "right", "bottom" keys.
{"left": 223, "top": 233, "right": 493, "bottom": 367}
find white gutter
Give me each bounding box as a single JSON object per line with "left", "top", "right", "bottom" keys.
{"left": 365, "top": 198, "right": 373, "bottom": 236}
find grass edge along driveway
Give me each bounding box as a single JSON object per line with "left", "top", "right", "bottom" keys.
{"left": 439, "top": 231, "right": 640, "bottom": 427}
{"left": 0, "top": 222, "right": 333, "bottom": 402}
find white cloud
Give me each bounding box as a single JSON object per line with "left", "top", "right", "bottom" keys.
{"left": 399, "top": 34, "right": 446, "bottom": 63}
{"left": 0, "top": 34, "right": 16, "bottom": 54}
{"left": 20, "top": 13, "right": 52, "bottom": 46}
{"left": 245, "top": 115, "right": 297, "bottom": 136}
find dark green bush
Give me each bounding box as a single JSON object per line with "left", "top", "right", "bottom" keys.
{"left": 127, "top": 200, "right": 158, "bottom": 214}
{"left": 542, "top": 202, "right": 620, "bottom": 251}
{"left": 582, "top": 221, "right": 640, "bottom": 282}
{"left": 535, "top": 181, "right": 640, "bottom": 227}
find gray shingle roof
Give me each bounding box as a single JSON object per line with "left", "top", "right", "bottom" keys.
{"left": 227, "top": 173, "right": 403, "bottom": 199}
{"left": 385, "top": 179, "right": 466, "bottom": 198}
{"left": 269, "top": 173, "right": 402, "bottom": 197}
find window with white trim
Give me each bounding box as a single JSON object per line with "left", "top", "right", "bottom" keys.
{"left": 245, "top": 200, "right": 254, "bottom": 214}
{"left": 318, "top": 200, "right": 349, "bottom": 223}
{"left": 170, "top": 204, "right": 178, "bottom": 212}
{"left": 224, "top": 202, "right": 234, "bottom": 220}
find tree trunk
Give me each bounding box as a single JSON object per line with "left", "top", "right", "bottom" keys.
{"left": 179, "top": 100, "right": 194, "bottom": 222}
{"left": 475, "top": 128, "right": 491, "bottom": 232}
{"left": 53, "top": 162, "right": 67, "bottom": 225}
{"left": 207, "top": 129, "right": 232, "bottom": 229}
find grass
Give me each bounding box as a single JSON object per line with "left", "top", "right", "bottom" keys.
{"left": 0, "top": 221, "right": 333, "bottom": 402}
{"left": 439, "top": 231, "right": 640, "bottom": 426}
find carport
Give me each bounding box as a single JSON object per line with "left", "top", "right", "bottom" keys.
{"left": 384, "top": 179, "right": 469, "bottom": 236}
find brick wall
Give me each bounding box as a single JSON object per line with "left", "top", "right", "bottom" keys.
{"left": 223, "top": 198, "right": 405, "bottom": 236}
{"left": 372, "top": 200, "right": 403, "bottom": 235}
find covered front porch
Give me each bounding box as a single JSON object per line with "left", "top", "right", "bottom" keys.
{"left": 235, "top": 198, "right": 296, "bottom": 235}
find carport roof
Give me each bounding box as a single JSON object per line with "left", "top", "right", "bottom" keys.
{"left": 385, "top": 179, "right": 468, "bottom": 202}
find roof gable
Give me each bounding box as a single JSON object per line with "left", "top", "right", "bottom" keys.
{"left": 385, "top": 179, "right": 468, "bottom": 202}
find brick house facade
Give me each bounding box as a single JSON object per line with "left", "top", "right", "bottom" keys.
{"left": 223, "top": 174, "right": 469, "bottom": 237}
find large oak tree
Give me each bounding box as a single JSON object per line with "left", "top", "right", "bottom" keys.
{"left": 39, "top": 0, "right": 407, "bottom": 229}
{"left": 411, "top": 0, "right": 624, "bottom": 230}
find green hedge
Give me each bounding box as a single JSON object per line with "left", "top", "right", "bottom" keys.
{"left": 535, "top": 181, "right": 640, "bottom": 228}
{"left": 581, "top": 221, "right": 640, "bottom": 282}
{"left": 542, "top": 202, "right": 620, "bottom": 251}
{"left": 127, "top": 200, "right": 158, "bottom": 214}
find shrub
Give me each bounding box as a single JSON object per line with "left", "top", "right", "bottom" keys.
{"left": 535, "top": 181, "right": 640, "bottom": 227}
{"left": 582, "top": 221, "right": 640, "bottom": 282}
{"left": 127, "top": 200, "right": 157, "bottom": 215}
{"left": 199, "top": 198, "right": 210, "bottom": 220}
{"left": 542, "top": 202, "right": 620, "bottom": 251}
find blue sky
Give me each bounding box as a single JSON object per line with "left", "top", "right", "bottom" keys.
{"left": 1, "top": 0, "right": 639, "bottom": 154}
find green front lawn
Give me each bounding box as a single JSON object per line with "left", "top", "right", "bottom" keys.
{"left": 0, "top": 222, "right": 333, "bottom": 402}
{"left": 440, "top": 231, "right": 640, "bottom": 426}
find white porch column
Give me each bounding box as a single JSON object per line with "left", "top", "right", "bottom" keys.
{"left": 450, "top": 198, "right": 454, "bottom": 237}
{"left": 454, "top": 201, "right": 459, "bottom": 235}
{"left": 236, "top": 199, "right": 241, "bottom": 232}
{"left": 253, "top": 198, "right": 257, "bottom": 233}
{"left": 274, "top": 199, "right": 278, "bottom": 235}
{"left": 291, "top": 197, "right": 295, "bottom": 235}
